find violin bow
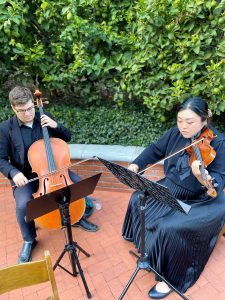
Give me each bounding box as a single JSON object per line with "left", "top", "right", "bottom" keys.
{"left": 138, "top": 137, "right": 205, "bottom": 175}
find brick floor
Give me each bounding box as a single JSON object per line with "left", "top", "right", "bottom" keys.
{"left": 0, "top": 187, "right": 225, "bottom": 300}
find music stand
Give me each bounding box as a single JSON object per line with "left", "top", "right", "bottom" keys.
{"left": 97, "top": 157, "right": 190, "bottom": 300}
{"left": 26, "top": 173, "right": 101, "bottom": 299}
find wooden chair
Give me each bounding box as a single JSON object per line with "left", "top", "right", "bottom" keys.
{"left": 0, "top": 250, "right": 59, "bottom": 300}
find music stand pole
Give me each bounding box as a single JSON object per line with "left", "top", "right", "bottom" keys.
{"left": 118, "top": 191, "right": 189, "bottom": 300}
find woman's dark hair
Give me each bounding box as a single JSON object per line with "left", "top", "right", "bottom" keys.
{"left": 177, "top": 96, "right": 211, "bottom": 123}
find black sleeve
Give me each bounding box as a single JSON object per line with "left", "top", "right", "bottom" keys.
{"left": 49, "top": 123, "right": 71, "bottom": 142}
{"left": 133, "top": 127, "right": 175, "bottom": 171}
{"left": 0, "top": 123, "right": 20, "bottom": 179}
{"left": 207, "top": 138, "right": 225, "bottom": 194}
{"left": 45, "top": 112, "right": 71, "bottom": 142}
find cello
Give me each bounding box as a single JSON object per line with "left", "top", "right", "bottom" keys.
{"left": 27, "top": 89, "right": 86, "bottom": 229}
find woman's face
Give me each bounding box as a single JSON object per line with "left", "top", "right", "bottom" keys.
{"left": 177, "top": 108, "right": 207, "bottom": 139}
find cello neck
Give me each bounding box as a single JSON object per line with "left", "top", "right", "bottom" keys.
{"left": 38, "top": 105, "right": 56, "bottom": 173}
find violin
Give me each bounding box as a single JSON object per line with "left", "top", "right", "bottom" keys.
{"left": 186, "top": 127, "right": 217, "bottom": 198}
{"left": 139, "top": 127, "right": 218, "bottom": 198}
{"left": 27, "top": 89, "right": 86, "bottom": 229}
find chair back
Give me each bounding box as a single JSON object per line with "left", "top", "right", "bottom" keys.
{"left": 0, "top": 250, "right": 59, "bottom": 300}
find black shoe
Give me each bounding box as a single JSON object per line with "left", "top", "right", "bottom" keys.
{"left": 72, "top": 217, "right": 99, "bottom": 232}
{"left": 148, "top": 284, "right": 172, "bottom": 299}
{"left": 18, "top": 240, "right": 38, "bottom": 264}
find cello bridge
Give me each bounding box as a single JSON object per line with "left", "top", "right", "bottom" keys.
{"left": 50, "top": 183, "right": 63, "bottom": 188}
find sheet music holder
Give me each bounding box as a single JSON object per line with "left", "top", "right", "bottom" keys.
{"left": 97, "top": 157, "right": 190, "bottom": 300}
{"left": 97, "top": 157, "right": 191, "bottom": 214}
{"left": 26, "top": 173, "right": 101, "bottom": 299}
{"left": 26, "top": 173, "right": 101, "bottom": 222}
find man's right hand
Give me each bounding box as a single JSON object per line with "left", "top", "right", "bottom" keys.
{"left": 12, "top": 172, "right": 28, "bottom": 187}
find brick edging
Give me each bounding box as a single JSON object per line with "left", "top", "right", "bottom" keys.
{"left": 0, "top": 159, "right": 165, "bottom": 192}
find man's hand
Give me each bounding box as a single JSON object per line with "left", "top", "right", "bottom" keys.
{"left": 41, "top": 115, "right": 57, "bottom": 129}
{"left": 128, "top": 164, "right": 139, "bottom": 173}
{"left": 13, "top": 172, "right": 28, "bottom": 187}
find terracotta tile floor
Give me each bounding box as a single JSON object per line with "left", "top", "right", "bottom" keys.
{"left": 0, "top": 187, "right": 225, "bottom": 300}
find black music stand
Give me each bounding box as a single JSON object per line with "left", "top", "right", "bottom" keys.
{"left": 26, "top": 173, "right": 101, "bottom": 299}
{"left": 97, "top": 157, "right": 190, "bottom": 300}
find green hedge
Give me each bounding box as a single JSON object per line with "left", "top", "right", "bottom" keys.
{"left": 48, "top": 104, "right": 174, "bottom": 146}
{"left": 0, "top": 98, "right": 224, "bottom": 146}
{"left": 0, "top": 0, "right": 225, "bottom": 121}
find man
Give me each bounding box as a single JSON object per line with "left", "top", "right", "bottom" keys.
{"left": 0, "top": 86, "right": 98, "bottom": 264}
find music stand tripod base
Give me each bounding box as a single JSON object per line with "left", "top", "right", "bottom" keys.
{"left": 53, "top": 200, "right": 92, "bottom": 299}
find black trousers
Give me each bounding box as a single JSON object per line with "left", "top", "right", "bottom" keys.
{"left": 13, "top": 170, "right": 81, "bottom": 241}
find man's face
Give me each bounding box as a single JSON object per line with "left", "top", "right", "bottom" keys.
{"left": 11, "top": 100, "right": 35, "bottom": 124}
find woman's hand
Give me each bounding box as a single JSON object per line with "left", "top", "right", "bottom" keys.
{"left": 191, "top": 160, "right": 212, "bottom": 184}
{"left": 13, "top": 172, "right": 28, "bottom": 187}
{"left": 41, "top": 115, "right": 57, "bottom": 129}
{"left": 128, "top": 164, "right": 139, "bottom": 173}
{"left": 191, "top": 160, "right": 218, "bottom": 197}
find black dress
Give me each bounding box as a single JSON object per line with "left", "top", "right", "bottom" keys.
{"left": 122, "top": 125, "right": 225, "bottom": 292}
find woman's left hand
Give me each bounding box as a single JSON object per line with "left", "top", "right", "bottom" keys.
{"left": 191, "top": 160, "right": 212, "bottom": 182}
{"left": 41, "top": 114, "right": 57, "bottom": 129}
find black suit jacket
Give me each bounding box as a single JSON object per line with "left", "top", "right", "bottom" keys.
{"left": 0, "top": 112, "right": 71, "bottom": 180}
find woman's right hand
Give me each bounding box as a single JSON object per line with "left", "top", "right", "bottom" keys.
{"left": 13, "top": 172, "right": 28, "bottom": 187}
{"left": 128, "top": 164, "right": 139, "bottom": 173}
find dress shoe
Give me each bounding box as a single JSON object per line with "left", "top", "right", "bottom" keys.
{"left": 72, "top": 217, "right": 99, "bottom": 232}
{"left": 148, "top": 284, "right": 172, "bottom": 299}
{"left": 18, "top": 239, "right": 38, "bottom": 264}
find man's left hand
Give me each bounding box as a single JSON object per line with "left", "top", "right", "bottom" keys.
{"left": 41, "top": 115, "right": 57, "bottom": 128}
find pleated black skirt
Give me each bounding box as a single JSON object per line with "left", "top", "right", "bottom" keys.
{"left": 122, "top": 178, "right": 225, "bottom": 292}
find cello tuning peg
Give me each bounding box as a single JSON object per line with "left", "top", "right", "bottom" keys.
{"left": 39, "top": 98, "right": 49, "bottom": 105}
{"left": 34, "top": 101, "right": 48, "bottom": 107}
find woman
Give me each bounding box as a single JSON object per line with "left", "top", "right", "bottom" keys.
{"left": 122, "top": 96, "right": 225, "bottom": 299}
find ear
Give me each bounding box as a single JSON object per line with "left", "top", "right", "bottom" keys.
{"left": 11, "top": 104, "right": 16, "bottom": 113}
